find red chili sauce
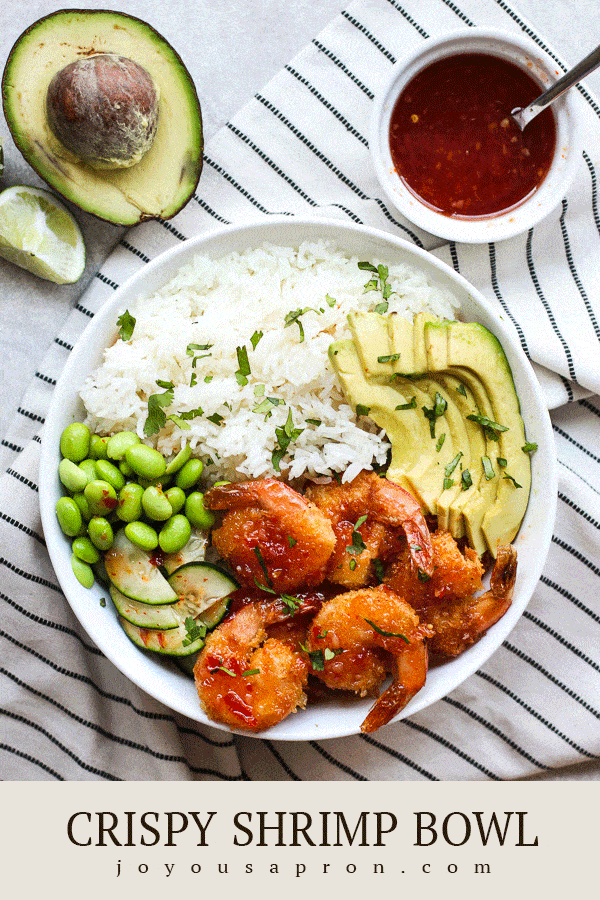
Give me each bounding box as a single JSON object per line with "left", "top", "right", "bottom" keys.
{"left": 388, "top": 52, "right": 557, "bottom": 218}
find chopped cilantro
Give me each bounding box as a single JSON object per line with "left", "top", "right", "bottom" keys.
{"left": 417, "top": 569, "right": 431, "bottom": 583}
{"left": 444, "top": 451, "right": 463, "bottom": 487}
{"left": 168, "top": 406, "right": 204, "bottom": 431}
{"left": 242, "top": 668, "right": 261, "bottom": 677}
{"left": 364, "top": 618, "right": 409, "bottom": 643}
{"left": 455, "top": 382, "right": 467, "bottom": 397}
{"left": 356, "top": 404, "right": 371, "bottom": 418}
{"left": 235, "top": 345, "right": 251, "bottom": 386}
{"left": 300, "top": 644, "right": 343, "bottom": 671}
{"left": 522, "top": 442, "right": 538, "bottom": 454}
{"left": 204, "top": 375, "right": 213, "bottom": 383}
{"left": 461, "top": 469, "right": 473, "bottom": 490}
{"left": 208, "top": 659, "right": 237, "bottom": 677}
{"left": 144, "top": 380, "right": 174, "bottom": 436}
{"left": 287, "top": 535, "right": 297, "bottom": 548}
{"left": 423, "top": 392, "right": 447, "bottom": 438}
{"left": 305, "top": 418, "right": 322, "bottom": 426}
{"left": 117, "top": 310, "right": 136, "bottom": 341}
{"left": 497, "top": 457, "right": 508, "bottom": 468}
{"left": 482, "top": 455, "right": 496, "bottom": 481}
{"left": 349, "top": 558, "right": 357, "bottom": 570}
{"left": 250, "top": 330, "right": 263, "bottom": 350}
{"left": 252, "top": 545, "right": 273, "bottom": 588}
{"left": 503, "top": 473, "right": 523, "bottom": 488}
{"left": 99, "top": 597, "right": 107, "bottom": 608}
{"left": 281, "top": 594, "right": 302, "bottom": 614}
{"left": 395, "top": 396, "right": 417, "bottom": 411}
{"left": 436, "top": 433, "right": 446, "bottom": 452}
{"left": 467, "top": 413, "right": 509, "bottom": 441}
{"left": 378, "top": 352, "right": 402, "bottom": 364}
{"left": 207, "top": 413, "right": 224, "bottom": 426}
{"left": 325, "top": 294, "right": 336, "bottom": 307}
{"left": 373, "top": 558, "right": 385, "bottom": 583}
{"left": 272, "top": 409, "right": 304, "bottom": 472}
{"left": 182, "top": 617, "right": 207, "bottom": 647}
{"left": 284, "top": 307, "right": 322, "bottom": 342}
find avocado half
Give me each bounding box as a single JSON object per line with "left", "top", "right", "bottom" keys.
{"left": 2, "top": 9, "right": 203, "bottom": 226}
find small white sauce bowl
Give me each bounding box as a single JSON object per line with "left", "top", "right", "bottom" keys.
{"left": 370, "top": 28, "right": 583, "bottom": 243}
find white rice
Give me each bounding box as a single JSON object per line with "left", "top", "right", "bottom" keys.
{"left": 80, "top": 240, "right": 458, "bottom": 483}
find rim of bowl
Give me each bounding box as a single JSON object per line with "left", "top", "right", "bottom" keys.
{"left": 370, "top": 27, "right": 584, "bottom": 243}
{"left": 39, "top": 215, "right": 557, "bottom": 740}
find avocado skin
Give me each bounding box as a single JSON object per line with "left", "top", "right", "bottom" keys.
{"left": 2, "top": 9, "right": 203, "bottom": 225}
{"left": 330, "top": 313, "right": 531, "bottom": 558}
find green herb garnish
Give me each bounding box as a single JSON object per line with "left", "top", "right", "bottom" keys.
{"left": 305, "top": 418, "right": 322, "bottom": 426}
{"left": 373, "top": 558, "right": 385, "bottom": 583}
{"left": 423, "top": 392, "right": 447, "bottom": 438}
{"left": 467, "top": 413, "right": 509, "bottom": 441}
{"left": 356, "top": 404, "right": 371, "bottom": 418}
{"left": 252, "top": 545, "right": 273, "bottom": 588}
{"left": 117, "top": 310, "right": 136, "bottom": 341}
{"left": 395, "top": 396, "right": 417, "bottom": 411}
{"left": 300, "top": 645, "right": 343, "bottom": 671}
{"left": 235, "top": 345, "right": 251, "bottom": 386}
{"left": 144, "top": 380, "right": 174, "bottom": 436}
{"left": 436, "top": 433, "right": 446, "bottom": 452}
{"left": 207, "top": 412, "right": 224, "bottom": 426}
{"left": 461, "top": 469, "right": 473, "bottom": 491}
{"left": 242, "top": 668, "right": 261, "bottom": 677}
{"left": 358, "top": 261, "right": 393, "bottom": 313}
{"left": 378, "top": 352, "right": 402, "bottom": 364}
{"left": 497, "top": 457, "right": 508, "bottom": 468}
{"left": 287, "top": 535, "right": 297, "bottom": 548}
{"left": 456, "top": 382, "right": 467, "bottom": 397}
{"left": 325, "top": 294, "right": 336, "bottom": 307}
{"left": 522, "top": 442, "right": 538, "bottom": 454}
{"left": 364, "top": 618, "right": 409, "bottom": 643}
{"left": 284, "top": 307, "right": 322, "bottom": 342}
{"left": 272, "top": 409, "right": 304, "bottom": 472}
{"left": 183, "top": 617, "right": 207, "bottom": 647}
{"left": 250, "top": 330, "right": 263, "bottom": 349}
{"left": 482, "top": 456, "right": 496, "bottom": 481}
{"left": 503, "top": 473, "right": 523, "bottom": 488}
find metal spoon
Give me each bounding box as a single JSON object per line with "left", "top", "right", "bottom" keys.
{"left": 511, "top": 42, "right": 600, "bottom": 130}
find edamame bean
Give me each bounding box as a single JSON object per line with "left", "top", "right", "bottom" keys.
{"left": 142, "top": 485, "right": 173, "bottom": 521}
{"left": 58, "top": 458, "right": 88, "bottom": 494}
{"left": 117, "top": 482, "right": 144, "bottom": 522}
{"left": 124, "top": 521, "right": 159, "bottom": 551}
{"left": 175, "top": 458, "right": 203, "bottom": 490}
{"left": 60, "top": 422, "right": 90, "bottom": 462}
{"left": 107, "top": 430, "right": 140, "bottom": 461}
{"left": 78, "top": 458, "right": 98, "bottom": 485}
{"left": 159, "top": 515, "right": 192, "bottom": 554}
{"left": 89, "top": 435, "right": 109, "bottom": 460}
{"left": 164, "top": 443, "right": 191, "bottom": 475}
{"left": 185, "top": 491, "right": 216, "bottom": 530}
{"left": 138, "top": 474, "right": 172, "bottom": 490}
{"left": 88, "top": 517, "right": 114, "bottom": 552}
{"left": 165, "top": 486, "right": 186, "bottom": 515}
{"left": 72, "top": 492, "right": 91, "bottom": 522}
{"left": 119, "top": 459, "right": 134, "bottom": 477}
{"left": 71, "top": 554, "right": 94, "bottom": 588}
{"left": 125, "top": 443, "right": 166, "bottom": 480}
{"left": 56, "top": 496, "right": 83, "bottom": 537}
{"left": 94, "top": 459, "right": 126, "bottom": 492}
{"left": 84, "top": 479, "right": 118, "bottom": 516}
{"left": 72, "top": 536, "right": 101, "bottom": 565}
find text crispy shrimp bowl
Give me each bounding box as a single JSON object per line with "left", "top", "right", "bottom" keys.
{"left": 40, "top": 217, "right": 556, "bottom": 739}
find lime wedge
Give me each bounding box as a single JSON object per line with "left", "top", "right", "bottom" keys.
{"left": 0, "top": 185, "right": 85, "bottom": 283}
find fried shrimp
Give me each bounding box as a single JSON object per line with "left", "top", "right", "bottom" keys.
{"left": 305, "top": 584, "right": 433, "bottom": 732}
{"left": 204, "top": 479, "right": 336, "bottom": 592}
{"left": 385, "top": 528, "right": 485, "bottom": 612}
{"left": 306, "top": 471, "right": 434, "bottom": 588}
{"left": 194, "top": 599, "right": 309, "bottom": 731}
{"left": 423, "top": 544, "right": 517, "bottom": 657}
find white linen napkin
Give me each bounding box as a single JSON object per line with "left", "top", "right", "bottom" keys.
{"left": 2, "top": 0, "right": 599, "bottom": 781}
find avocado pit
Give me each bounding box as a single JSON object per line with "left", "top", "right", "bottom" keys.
{"left": 46, "top": 52, "right": 159, "bottom": 169}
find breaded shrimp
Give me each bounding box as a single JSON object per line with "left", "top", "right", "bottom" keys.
{"left": 205, "top": 479, "right": 336, "bottom": 592}
{"left": 424, "top": 544, "right": 517, "bottom": 657}
{"left": 384, "top": 529, "right": 485, "bottom": 612}
{"left": 304, "top": 584, "right": 433, "bottom": 732}
{"left": 194, "top": 599, "right": 309, "bottom": 731}
{"left": 306, "top": 471, "right": 434, "bottom": 588}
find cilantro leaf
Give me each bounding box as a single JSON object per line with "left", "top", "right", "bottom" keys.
{"left": 250, "top": 330, "right": 263, "bottom": 350}
{"left": 422, "top": 392, "right": 447, "bottom": 438}
{"left": 395, "top": 396, "right": 417, "bottom": 411}
{"left": 144, "top": 381, "right": 175, "bottom": 436}
{"left": 364, "top": 618, "right": 409, "bottom": 643}
{"left": 117, "top": 310, "right": 136, "bottom": 341}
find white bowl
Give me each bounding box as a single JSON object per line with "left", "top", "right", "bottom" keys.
{"left": 370, "top": 28, "right": 583, "bottom": 243}
{"left": 39, "top": 216, "right": 556, "bottom": 740}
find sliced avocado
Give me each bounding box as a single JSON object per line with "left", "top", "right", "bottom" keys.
{"left": 2, "top": 10, "right": 203, "bottom": 225}
{"left": 424, "top": 320, "right": 531, "bottom": 556}
{"left": 329, "top": 340, "right": 430, "bottom": 496}
{"left": 347, "top": 311, "right": 395, "bottom": 381}
{"left": 387, "top": 314, "right": 414, "bottom": 375}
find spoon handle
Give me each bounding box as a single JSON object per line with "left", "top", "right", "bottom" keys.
{"left": 513, "top": 43, "right": 600, "bottom": 129}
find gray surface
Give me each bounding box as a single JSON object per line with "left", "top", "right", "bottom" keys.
{"left": 0, "top": 0, "right": 599, "bottom": 779}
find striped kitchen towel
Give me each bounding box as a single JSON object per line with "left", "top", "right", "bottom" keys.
{"left": 1, "top": 0, "right": 599, "bottom": 781}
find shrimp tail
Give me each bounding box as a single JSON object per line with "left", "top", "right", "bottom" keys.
{"left": 360, "top": 640, "right": 428, "bottom": 733}
{"left": 470, "top": 543, "right": 517, "bottom": 636}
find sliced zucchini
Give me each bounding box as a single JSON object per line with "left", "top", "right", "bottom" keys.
{"left": 161, "top": 527, "right": 208, "bottom": 575}
{"left": 168, "top": 562, "right": 236, "bottom": 629}
{"left": 120, "top": 617, "right": 205, "bottom": 656}
{"left": 104, "top": 529, "right": 176, "bottom": 605}
{"left": 110, "top": 585, "right": 180, "bottom": 630}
